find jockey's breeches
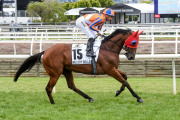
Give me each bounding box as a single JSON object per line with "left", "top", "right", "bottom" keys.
{"left": 76, "top": 16, "right": 97, "bottom": 39}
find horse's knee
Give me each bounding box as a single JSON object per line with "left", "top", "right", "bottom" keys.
{"left": 124, "top": 75, "right": 127, "bottom": 80}
{"left": 122, "top": 73, "right": 127, "bottom": 80}
{"left": 68, "top": 86, "right": 72, "bottom": 90}
{"left": 68, "top": 85, "right": 75, "bottom": 91}
{"left": 119, "top": 71, "right": 127, "bottom": 80}
{"left": 46, "top": 86, "right": 51, "bottom": 94}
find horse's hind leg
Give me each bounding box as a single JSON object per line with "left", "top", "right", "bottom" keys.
{"left": 63, "top": 69, "right": 95, "bottom": 102}
{"left": 116, "top": 71, "right": 127, "bottom": 96}
{"left": 46, "top": 76, "right": 59, "bottom": 104}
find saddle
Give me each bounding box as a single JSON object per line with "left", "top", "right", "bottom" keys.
{"left": 71, "top": 40, "right": 102, "bottom": 75}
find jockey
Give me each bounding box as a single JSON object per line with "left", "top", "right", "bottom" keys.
{"left": 76, "top": 8, "right": 115, "bottom": 57}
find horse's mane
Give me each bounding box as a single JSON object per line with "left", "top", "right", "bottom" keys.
{"left": 102, "top": 28, "right": 132, "bottom": 44}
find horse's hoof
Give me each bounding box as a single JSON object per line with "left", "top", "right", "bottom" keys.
{"left": 89, "top": 98, "right": 95, "bottom": 102}
{"left": 116, "top": 90, "right": 120, "bottom": 97}
{"left": 137, "top": 98, "right": 144, "bottom": 103}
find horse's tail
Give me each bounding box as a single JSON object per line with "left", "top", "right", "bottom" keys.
{"left": 14, "top": 51, "right": 45, "bottom": 82}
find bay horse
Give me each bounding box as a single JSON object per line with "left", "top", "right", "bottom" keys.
{"left": 14, "top": 29, "right": 144, "bottom": 104}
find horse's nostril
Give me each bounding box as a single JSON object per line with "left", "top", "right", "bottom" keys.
{"left": 128, "top": 57, "right": 134, "bottom": 60}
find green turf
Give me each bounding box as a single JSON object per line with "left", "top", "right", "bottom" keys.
{"left": 0, "top": 77, "right": 180, "bottom": 120}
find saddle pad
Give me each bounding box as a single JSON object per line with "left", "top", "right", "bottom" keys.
{"left": 72, "top": 40, "right": 102, "bottom": 65}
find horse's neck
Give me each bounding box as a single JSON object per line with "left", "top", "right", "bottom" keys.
{"left": 101, "top": 37, "right": 124, "bottom": 54}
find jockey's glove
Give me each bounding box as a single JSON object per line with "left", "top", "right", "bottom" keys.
{"left": 97, "top": 32, "right": 105, "bottom": 38}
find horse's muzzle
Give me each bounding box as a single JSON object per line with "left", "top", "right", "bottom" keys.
{"left": 128, "top": 57, "right": 135, "bottom": 60}
{"left": 125, "top": 53, "right": 135, "bottom": 60}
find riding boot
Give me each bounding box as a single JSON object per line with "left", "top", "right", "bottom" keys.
{"left": 86, "top": 38, "right": 96, "bottom": 57}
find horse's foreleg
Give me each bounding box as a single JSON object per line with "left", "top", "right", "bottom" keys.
{"left": 116, "top": 84, "right": 125, "bottom": 97}
{"left": 109, "top": 68, "right": 143, "bottom": 103}
{"left": 46, "top": 76, "right": 59, "bottom": 104}
{"left": 116, "top": 71, "right": 127, "bottom": 96}
{"left": 124, "top": 81, "right": 143, "bottom": 103}
{"left": 63, "top": 69, "right": 95, "bottom": 102}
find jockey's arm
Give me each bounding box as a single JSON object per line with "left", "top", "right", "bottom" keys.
{"left": 98, "top": 23, "right": 104, "bottom": 31}
{"left": 89, "top": 20, "right": 104, "bottom": 38}
{"left": 89, "top": 18, "right": 104, "bottom": 32}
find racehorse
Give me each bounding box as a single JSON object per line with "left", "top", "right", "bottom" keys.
{"left": 14, "top": 29, "right": 144, "bottom": 104}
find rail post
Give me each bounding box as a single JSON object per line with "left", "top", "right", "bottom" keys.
{"left": 175, "top": 30, "right": 178, "bottom": 54}
{"left": 30, "top": 37, "right": 34, "bottom": 55}
{"left": 40, "top": 32, "right": 43, "bottom": 52}
{"left": 13, "top": 43, "right": 16, "bottom": 55}
{"left": 172, "top": 59, "right": 177, "bottom": 95}
{"left": 151, "top": 34, "right": 154, "bottom": 55}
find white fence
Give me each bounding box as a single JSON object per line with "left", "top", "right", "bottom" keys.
{"left": 0, "top": 27, "right": 179, "bottom": 57}
{"left": 0, "top": 25, "right": 180, "bottom": 94}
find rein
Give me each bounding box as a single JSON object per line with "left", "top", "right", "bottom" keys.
{"left": 109, "top": 39, "right": 122, "bottom": 48}
{"left": 100, "top": 39, "right": 124, "bottom": 54}
{"left": 100, "top": 47, "right": 120, "bottom": 54}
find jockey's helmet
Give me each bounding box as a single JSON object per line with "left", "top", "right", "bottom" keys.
{"left": 103, "top": 8, "right": 115, "bottom": 16}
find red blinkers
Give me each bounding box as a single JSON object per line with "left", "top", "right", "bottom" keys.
{"left": 124, "top": 30, "right": 143, "bottom": 48}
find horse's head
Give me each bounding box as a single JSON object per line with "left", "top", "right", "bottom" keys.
{"left": 101, "top": 29, "right": 143, "bottom": 60}
{"left": 123, "top": 30, "right": 143, "bottom": 60}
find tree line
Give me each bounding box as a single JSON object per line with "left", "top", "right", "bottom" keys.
{"left": 27, "top": 0, "right": 114, "bottom": 23}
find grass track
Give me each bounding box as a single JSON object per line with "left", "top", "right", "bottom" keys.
{"left": 0, "top": 77, "right": 180, "bottom": 120}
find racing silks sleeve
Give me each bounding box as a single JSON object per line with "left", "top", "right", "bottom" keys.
{"left": 89, "top": 18, "right": 104, "bottom": 32}
{"left": 98, "top": 23, "right": 104, "bottom": 31}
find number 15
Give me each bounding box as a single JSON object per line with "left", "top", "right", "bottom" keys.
{"left": 72, "top": 49, "right": 83, "bottom": 60}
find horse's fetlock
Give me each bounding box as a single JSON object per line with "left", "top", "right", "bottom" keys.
{"left": 120, "top": 87, "right": 125, "bottom": 91}
{"left": 133, "top": 93, "right": 138, "bottom": 98}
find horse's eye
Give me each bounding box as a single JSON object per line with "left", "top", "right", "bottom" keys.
{"left": 131, "top": 40, "right": 137, "bottom": 45}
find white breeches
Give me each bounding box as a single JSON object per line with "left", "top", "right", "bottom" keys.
{"left": 76, "top": 16, "right": 97, "bottom": 39}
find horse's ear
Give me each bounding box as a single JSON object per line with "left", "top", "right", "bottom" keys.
{"left": 134, "top": 30, "right": 139, "bottom": 37}
{"left": 138, "top": 31, "right": 144, "bottom": 35}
